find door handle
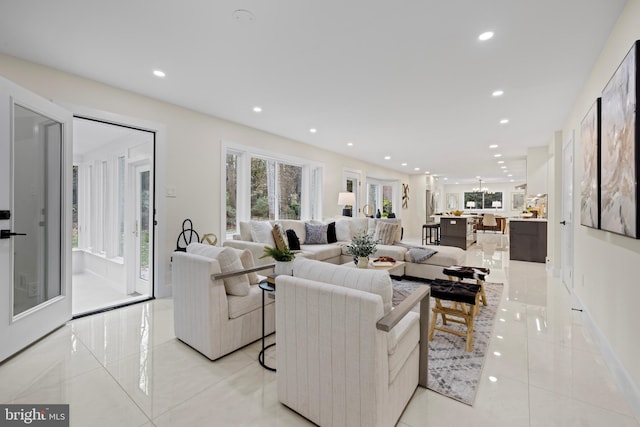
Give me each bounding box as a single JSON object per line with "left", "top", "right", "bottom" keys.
{"left": 560, "top": 221, "right": 566, "bottom": 225}
{"left": 0, "top": 229, "right": 27, "bottom": 239}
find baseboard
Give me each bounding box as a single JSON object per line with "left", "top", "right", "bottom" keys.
{"left": 572, "top": 292, "right": 640, "bottom": 421}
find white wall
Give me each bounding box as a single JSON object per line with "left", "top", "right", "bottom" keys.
{"left": 559, "top": 0, "right": 640, "bottom": 409}
{"left": 0, "top": 54, "right": 414, "bottom": 294}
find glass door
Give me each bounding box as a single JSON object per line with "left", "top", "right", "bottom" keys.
{"left": 0, "top": 77, "right": 72, "bottom": 362}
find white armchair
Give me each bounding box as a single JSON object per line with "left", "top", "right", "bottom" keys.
{"left": 275, "top": 258, "right": 429, "bottom": 427}
{"left": 172, "top": 247, "right": 276, "bottom": 361}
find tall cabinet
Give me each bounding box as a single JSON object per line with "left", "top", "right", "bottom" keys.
{"left": 440, "top": 216, "right": 476, "bottom": 250}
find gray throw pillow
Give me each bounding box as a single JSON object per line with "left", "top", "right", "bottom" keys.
{"left": 304, "top": 223, "right": 328, "bottom": 244}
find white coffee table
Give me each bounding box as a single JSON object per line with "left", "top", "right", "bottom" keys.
{"left": 342, "top": 259, "right": 405, "bottom": 278}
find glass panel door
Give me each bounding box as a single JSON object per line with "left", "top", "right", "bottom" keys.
{"left": 12, "top": 105, "right": 63, "bottom": 315}
{"left": 0, "top": 76, "right": 72, "bottom": 363}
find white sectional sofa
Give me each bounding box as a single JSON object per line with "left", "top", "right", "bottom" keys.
{"left": 223, "top": 217, "right": 466, "bottom": 281}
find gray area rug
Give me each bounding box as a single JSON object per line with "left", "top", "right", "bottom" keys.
{"left": 392, "top": 278, "right": 503, "bottom": 405}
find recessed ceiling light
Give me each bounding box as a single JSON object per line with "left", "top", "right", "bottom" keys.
{"left": 153, "top": 70, "right": 166, "bottom": 78}
{"left": 494, "top": 154, "right": 502, "bottom": 158}
{"left": 443, "top": 177, "right": 448, "bottom": 180}
{"left": 503, "top": 170, "right": 509, "bottom": 173}
{"left": 432, "top": 174, "right": 439, "bottom": 177}
{"left": 384, "top": 156, "right": 391, "bottom": 160}
{"left": 455, "top": 182, "right": 459, "bottom": 185}
{"left": 489, "top": 144, "right": 499, "bottom": 149}
{"left": 309, "top": 128, "right": 317, "bottom": 133}
{"left": 414, "top": 167, "right": 420, "bottom": 171}
{"left": 510, "top": 179, "right": 515, "bottom": 182}
{"left": 508, "top": 174, "right": 513, "bottom": 177}
{"left": 401, "top": 162, "right": 408, "bottom": 166}
{"left": 253, "top": 106, "right": 262, "bottom": 113}
{"left": 500, "top": 165, "right": 507, "bottom": 169}
{"left": 492, "top": 90, "right": 504, "bottom": 97}
{"left": 478, "top": 31, "right": 494, "bottom": 41}
{"left": 500, "top": 118, "right": 509, "bottom": 124}
{"left": 347, "top": 142, "right": 353, "bottom": 147}
{"left": 425, "top": 171, "right": 430, "bottom": 174}
{"left": 476, "top": 175, "right": 481, "bottom": 179}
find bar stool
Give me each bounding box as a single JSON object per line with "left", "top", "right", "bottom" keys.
{"left": 422, "top": 223, "right": 440, "bottom": 245}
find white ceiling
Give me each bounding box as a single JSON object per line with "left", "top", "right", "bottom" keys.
{"left": 0, "top": 0, "right": 627, "bottom": 184}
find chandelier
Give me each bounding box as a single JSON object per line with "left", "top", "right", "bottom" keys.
{"left": 472, "top": 178, "right": 489, "bottom": 193}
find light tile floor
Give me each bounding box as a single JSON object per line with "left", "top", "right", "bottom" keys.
{"left": 1, "top": 235, "right": 639, "bottom": 426}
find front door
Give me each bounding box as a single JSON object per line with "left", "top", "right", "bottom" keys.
{"left": 0, "top": 76, "right": 72, "bottom": 362}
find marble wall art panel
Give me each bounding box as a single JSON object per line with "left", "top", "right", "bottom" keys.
{"left": 580, "top": 98, "right": 601, "bottom": 229}
{"left": 600, "top": 41, "right": 639, "bottom": 238}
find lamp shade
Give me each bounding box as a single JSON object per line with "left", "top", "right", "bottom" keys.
{"left": 492, "top": 201, "right": 502, "bottom": 208}
{"left": 338, "top": 192, "right": 355, "bottom": 206}
{"left": 466, "top": 201, "right": 476, "bottom": 208}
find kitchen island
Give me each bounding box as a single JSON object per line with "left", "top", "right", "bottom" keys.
{"left": 509, "top": 218, "right": 547, "bottom": 263}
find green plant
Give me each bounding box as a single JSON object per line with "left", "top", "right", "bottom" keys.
{"left": 343, "top": 230, "right": 379, "bottom": 258}
{"left": 260, "top": 245, "right": 296, "bottom": 262}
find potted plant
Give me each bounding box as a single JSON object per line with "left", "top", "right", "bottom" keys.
{"left": 261, "top": 245, "right": 296, "bottom": 275}
{"left": 343, "top": 230, "right": 379, "bottom": 268}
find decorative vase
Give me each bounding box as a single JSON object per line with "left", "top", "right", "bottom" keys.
{"left": 357, "top": 256, "right": 369, "bottom": 269}
{"left": 275, "top": 261, "right": 294, "bottom": 276}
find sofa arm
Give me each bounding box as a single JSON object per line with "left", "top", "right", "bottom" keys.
{"left": 377, "top": 286, "right": 430, "bottom": 388}
{"left": 211, "top": 263, "right": 275, "bottom": 281}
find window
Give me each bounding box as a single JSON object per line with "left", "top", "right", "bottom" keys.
{"left": 226, "top": 153, "right": 238, "bottom": 233}
{"left": 463, "top": 191, "right": 503, "bottom": 209}
{"left": 224, "top": 144, "right": 322, "bottom": 237}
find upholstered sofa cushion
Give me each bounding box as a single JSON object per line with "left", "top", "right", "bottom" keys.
{"left": 298, "top": 244, "right": 343, "bottom": 261}
{"left": 227, "top": 284, "right": 274, "bottom": 319}
{"left": 406, "top": 244, "right": 464, "bottom": 266}
{"left": 292, "top": 257, "right": 393, "bottom": 315}
{"left": 278, "top": 220, "right": 307, "bottom": 244}
{"left": 250, "top": 221, "right": 276, "bottom": 247}
{"left": 373, "top": 221, "right": 400, "bottom": 245}
{"left": 187, "top": 243, "right": 250, "bottom": 296}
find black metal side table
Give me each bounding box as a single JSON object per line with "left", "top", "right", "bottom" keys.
{"left": 258, "top": 280, "right": 276, "bottom": 371}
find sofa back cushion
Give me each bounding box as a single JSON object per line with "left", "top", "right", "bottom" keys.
{"left": 250, "top": 221, "right": 276, "bottom": 247}
{"left": 278, "top": 220, "right": 307, "bottom": 244}
{"left": 292, "top": 257, "right": 393, "bottom": 315}
{"left": 373, "top": 221, "right": 400, "bottom": 245}
{"left": 187, "top": 243, "right": 251, "bottom": 296}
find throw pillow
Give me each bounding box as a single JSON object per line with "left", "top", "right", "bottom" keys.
{"left": 239, "top": 221, "right": 252, "bottom": 241}
{"left": 234, "top": 248, "right": 260, "bottom": 285}
{"left": 186, "top": 243, "right": 250, "bottom": 296}
{"left": 271, "top": 223, "right": 289, "bottom": 251}
{"left": 374, "top": 221, "right": 399, "bottom": 245}
{"left": 250, "top": 221, "right": 275, "bottom": 247}
{"left": 286, "top": 229, "right": 301, "bottom": 250}
{"left": 327, "top": 222, "right": 337, "bottom": 243}
{"left": 305, "top": 223, "right": 328, "bottom": 244}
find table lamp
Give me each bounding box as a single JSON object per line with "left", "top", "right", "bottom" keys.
{"left": 466, "top": 201, "right": 476, "bottom": 209}
{"left": 492, "top": 201, "right": 502, "bottom": 210}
